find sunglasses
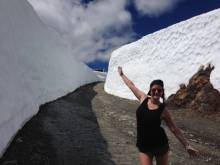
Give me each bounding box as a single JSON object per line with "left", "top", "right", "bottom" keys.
{"left": 151, "top": 88, "right": 163, "bottom": 94}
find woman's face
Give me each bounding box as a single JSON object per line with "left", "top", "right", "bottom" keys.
{"left": 150, "top": 84, "right": 163, "bottom": 100}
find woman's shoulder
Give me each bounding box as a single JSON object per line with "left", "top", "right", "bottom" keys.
{"left": 139, "top": 95, "right": 150, "bottom": 104}
{"left": 136, "top": 96, "right": 149, "bottom": 112}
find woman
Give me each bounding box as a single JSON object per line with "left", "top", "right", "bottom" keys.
{"left": 117, "top": 66, "right": 199, "bottom": 165}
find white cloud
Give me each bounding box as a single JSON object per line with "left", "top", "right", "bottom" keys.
{"left": 27, "top": 0, "right": 135, "bottom": 63}
{"left": 133, "top": 0, "right": 183, "bottom": 16}
{"left": 27, "top": 0, "right": 183, "bottom": 63}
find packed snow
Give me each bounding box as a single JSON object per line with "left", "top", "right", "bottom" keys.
{"left": 0, "top": 0, "right": 99, "bottom": 156}
{"left": 105, "top": 8, "right": 220, "bottom": 100}
{"left": 94, "top": 71, "right": 107, "bottom": 81}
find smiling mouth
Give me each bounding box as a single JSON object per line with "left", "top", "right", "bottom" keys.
{"left": 153, "top": 93, "right": 161, "bottom": 97}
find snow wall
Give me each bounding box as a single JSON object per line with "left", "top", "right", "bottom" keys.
{"left": 105, "top": 8, "right": 220, "bottom": 100}
{"left": 0, "top": 0, "right": 99, "bottom": 156}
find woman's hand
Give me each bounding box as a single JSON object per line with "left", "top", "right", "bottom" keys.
{"left": 118, "top": 66, "right": 124, "bottom": 76}
{"left": 186, "top": 144, "right": 200, "bottom": 158}
{"left": 117, "top": 66, "right": 146, "bottom": 102}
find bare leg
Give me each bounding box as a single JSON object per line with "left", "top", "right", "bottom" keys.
{"left": 155, "top": 151, "right": 169, "bottom": 165}
{"left": 139, "top": 152, "right": 153, "bottom": 165}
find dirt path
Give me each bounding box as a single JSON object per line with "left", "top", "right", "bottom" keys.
{"left": 1, "top": 82, "right": 220, "bottom": 165}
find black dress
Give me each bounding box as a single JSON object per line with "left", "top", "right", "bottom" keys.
{"left": 136, "top": 97, "right": 169, "bottom": 156}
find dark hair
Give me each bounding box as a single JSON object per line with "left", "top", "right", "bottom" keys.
{"left": 147, "top": 79, "right": 166, "bottom": 105}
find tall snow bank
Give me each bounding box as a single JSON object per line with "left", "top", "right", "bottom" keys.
{"left": 105, "top": 8, "right": 220, "bottom": 100}
{"left": 0, "top": 0, "right": 98, "bottom": 156}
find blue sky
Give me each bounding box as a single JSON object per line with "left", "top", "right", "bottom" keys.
{"left": 28, "top": 0, "right": 220, "bottom": 72}
{"left": 88, "top": 0, "right": 220, "bottom": 71}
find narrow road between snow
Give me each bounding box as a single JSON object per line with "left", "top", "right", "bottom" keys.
{"left": 1, "top": 82, "right": 220, "bottom": 165}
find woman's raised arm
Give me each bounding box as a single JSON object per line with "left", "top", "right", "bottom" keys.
{"left": 118, "top": 66, "right": 147, "bottom": 103}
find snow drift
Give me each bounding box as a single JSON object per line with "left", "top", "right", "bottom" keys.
{"left": 0, "top": 0, "right": 99, "bottom": 156}
{"left": 105, "top": 8, "right": 220, "bottom": 100}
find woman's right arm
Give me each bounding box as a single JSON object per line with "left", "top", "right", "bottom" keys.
{"left": 118, "top": 66, "right": 147, "bottom": 103}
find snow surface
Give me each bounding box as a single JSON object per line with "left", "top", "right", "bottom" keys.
{"left": 105, "top": 8, "right": 220, "bottom": 100}
{"left": 0, "top": 0, "right": 99, "bottom": 156}
{"left": 93, "top": 71, "right": 107, "bottom": 81}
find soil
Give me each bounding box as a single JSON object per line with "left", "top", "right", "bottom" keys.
{"left": 0, "top": 82, "right": 220, "bottom": 165}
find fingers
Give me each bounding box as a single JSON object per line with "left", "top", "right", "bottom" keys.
{"left": 117, "top": 66, "right": 121, "bottom": 72}
{"left": 188, "top": 148, "right": 200, "bottom": 158}
{"left": 117, "top": 66, "right": 123, "bottom": 76}
{"left": 191, "top": 151, "right": 198, "bottom": 157}
{"left": 118, "top": 66, "right": 122, "bottom": 72}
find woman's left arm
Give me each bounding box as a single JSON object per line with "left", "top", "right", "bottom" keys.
{"left": 161, "top": 108, "right": 200, "bottom": 157}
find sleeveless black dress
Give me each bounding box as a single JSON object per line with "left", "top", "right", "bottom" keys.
{"left": 136, "top": 97, "right": 169, "bottom": 155}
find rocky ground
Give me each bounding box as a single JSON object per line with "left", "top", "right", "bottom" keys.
{"left": 0, "top": 82, "right": 220, "bottom": 165}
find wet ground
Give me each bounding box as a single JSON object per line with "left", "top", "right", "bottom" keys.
{"left": 0, "top": 82, "right": 220, "bottom": 165}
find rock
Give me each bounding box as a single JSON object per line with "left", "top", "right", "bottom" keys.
{"left": 127, "top": 131, "right": 135, "bottom": 137}
{"left": 167, "top": 63, "right": 220, "bottom": 113}
{"left": 189, "top": 134, "right": 194, "bottom": 137}
{"left": 205, "top": 157, "right": 212, "bottom": 162}
{"left": 15, "top": 137, "right": 23, "bottom": 143}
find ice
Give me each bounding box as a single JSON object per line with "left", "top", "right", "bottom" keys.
{"left": 105, "top": 8, "right": 220, "bottom": 100}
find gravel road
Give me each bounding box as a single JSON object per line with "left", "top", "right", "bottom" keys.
{"left": 1, "top": 82, "right": 219, "bottom": 165}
